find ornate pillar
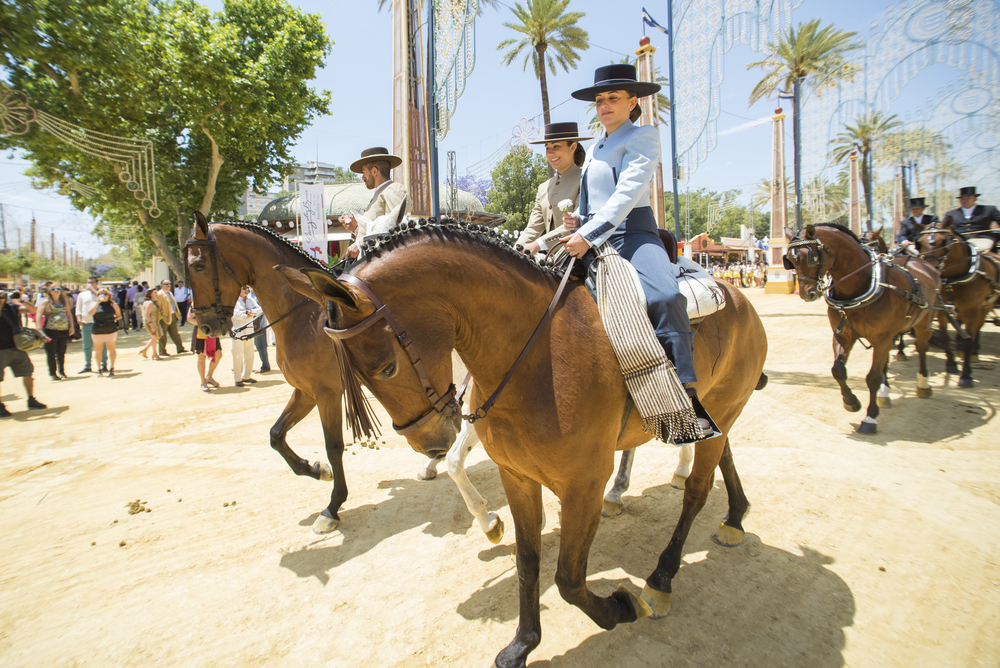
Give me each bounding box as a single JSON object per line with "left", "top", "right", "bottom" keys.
{"left": 849, "top": 151, "right": 861, "bottom": 235}
{"left": 892, "top": 168, "right": 905, "bottom": 240}
{"left": 635, "top": 36, "right": 665, "bottom": 230}
{"left": 766, "top": 107, "right": 795, "bottom": 294}
{"left": 392, "top": 0, "right": 431, "bottom": 216}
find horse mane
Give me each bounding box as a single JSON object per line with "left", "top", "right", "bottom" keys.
{"left": 814, "top": 223, "right": 862, "bottom": 244}
{"left": 212, "top": 220, "right": 334, "bottom": 271}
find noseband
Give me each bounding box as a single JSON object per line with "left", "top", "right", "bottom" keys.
{"left": 784, "top": 233, "right": 833, "bottom": 285}
{"left": 325, "top": 273, "right": 462, "bottom": 436}
{"left": 185, "top": 225, "right": 243, "bottom": 321}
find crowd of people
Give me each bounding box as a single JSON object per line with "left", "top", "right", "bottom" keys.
{"left": 0, "top": 276, "right": 275, "bottom": 418}
{"left": 707, "top": 261, "right": 768, "bottom": 288}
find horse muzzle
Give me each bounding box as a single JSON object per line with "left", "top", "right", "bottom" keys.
{"left": 196, "top": 314, "right": 233, "bottom": 338}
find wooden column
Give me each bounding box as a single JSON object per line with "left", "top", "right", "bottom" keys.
{"left": 766, "top": 107, "right": 794, "bottom": 294}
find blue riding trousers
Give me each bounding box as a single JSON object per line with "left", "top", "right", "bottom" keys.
{"left": 605, "top": 207, "right": 696, "bottom": 384}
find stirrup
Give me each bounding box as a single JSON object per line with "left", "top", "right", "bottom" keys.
{"left": 673, "top": 394, "right": 722, "bottom": 445}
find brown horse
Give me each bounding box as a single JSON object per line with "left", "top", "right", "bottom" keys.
{"left": 784, "top": 224, "right": 942, "bottom": 434}
{"left": 917, "top": 217, "right": 1000, "bottom": 387}
{"left": 282, "top": 221, "right": 767, "bottom": 668}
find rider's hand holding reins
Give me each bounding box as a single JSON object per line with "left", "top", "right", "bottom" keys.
{"left": 561, "top": 232, "right": 592, "bottom": 259}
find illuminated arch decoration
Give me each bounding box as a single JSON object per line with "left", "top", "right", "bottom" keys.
{"left": 434, "top": 0, "right": 479, "bottom": 141}
{"left": 0, "top": 82, "right": 161, "bottom": 218}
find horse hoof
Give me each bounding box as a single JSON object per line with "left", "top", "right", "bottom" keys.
{"left": 417, "top": 468, "right": 437, "bottom": 481}
{"left": 615, "top": 584, "right": 652, "bottom": 620}
{"left": 669, "top": 474, "right": 687, "bottom": 490}
{"left": 916, "top": 386, "right": 933, "bottom": 399}
{"left": 312, "top": 512, "right": 339, "bottom": 535}
{"left": 639, "top": 583, "right": 672, "bottom": 619}
{"left": 858, "top": 418, "right": 878, "bottom": 434}
{"left": 958, "top": 377, "right": 973, "bottom": 388}
{"left": 895, "top": 352, "right": 907, "bottom": 362}
{"left": 844, "top": 399, "right": 862, "bottom": 413}
{"left": 877, "top": 396, "right": 892, "bottom": 408}
{"left": 484, "top": 514, "right": 504, "bottom": 544}
{"left": 316, "top": 461, "right": 333, "bottom": 482}
{"left": 602, "top": 499, "right": 624, "bottom": 517}
{"left": 712, "top": 521, "right": 745, "bottom": 547}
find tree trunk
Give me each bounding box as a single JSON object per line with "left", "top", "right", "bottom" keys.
{"left": 536, "top": 44, "right": 553, "bottom": 178}
{"left": 137, "top": 209, "right": 185, "bottom": 279}
{"left": 198, "top": 121, "right": 225, "bottom": 216}
{"left": 861, "top": 149, "right": 871, "bottom": 225}
{"left": 176, "top": 208, "right": 191, "bottom": 248}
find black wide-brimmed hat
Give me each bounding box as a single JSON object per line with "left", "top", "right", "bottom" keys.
{"left": 909, "top": 197, "right": 926, "bottom": 208}
{"left": 571, "top": 64, "right": 660, "bottom": 102}
{"left": 527, "top": 122, "right": 594, "bottom": 145}
{"left": 350, "top": 147, "right": 403, "bottom": 174}
{"left": 957, "top": 186, "right": 980, "bottom": 198}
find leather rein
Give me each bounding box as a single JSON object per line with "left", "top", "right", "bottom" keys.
{"left": 324, "top": 258, "right": 577, "bottom": 435}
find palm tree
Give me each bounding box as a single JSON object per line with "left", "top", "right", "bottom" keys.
{"left": 584, "top": 57, "right": 670, "bottom": 134}
{"left": 497, "top": 0, "right": 589, "bottom": 128}
{"left": 747, "top": 19, "right": 862, "bottom": 228}
{"left": 829, "top": 111, "right": 902, "bottom": 224}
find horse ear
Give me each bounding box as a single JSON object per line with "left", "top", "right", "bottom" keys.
{"left": 943, "top": 216, "right": 953, "bottom": 228}
{"left": 394, "top": 196, "right": 408, "bottom": 226}
{"left": 874, "top": 225, "right": 884, "bottom": 238}
{"left": 193, "top": 211, "right": 209, "bottom": 239}
{"left": 300, "top": 268, "right": 371, "bottom": 312}
{"left": 783, "top": 226, "right": 795, "bottom": 241}
{"left": 805, "top": 225, "right": 816, "bottom": 239}
{"left": 273, "top": 265, "right": 325, "bottom": 304}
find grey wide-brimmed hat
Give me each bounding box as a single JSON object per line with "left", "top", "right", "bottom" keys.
{"left": 571, "top": 64, "right": 660, "bottom": 102}
{"left": 527, "top": 122, "right": 594, "bottom": 145}
{"left": 957, "top": 186, "right": 980, "bottom": 198}
{"left": 350, "top": 147, "right": 403, "bottom": 174}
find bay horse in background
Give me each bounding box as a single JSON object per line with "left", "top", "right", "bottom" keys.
{"left": 784, "top": 224, "right": 943, "bottom": 434}
{"left": 184, "top": 212, "right": 504, "bottom": 541}
{"left": 917, "top": 216, "right": 1000, "bottom": 387}
{"left": 283, "top": 220, "right": 767, "bottom": 668}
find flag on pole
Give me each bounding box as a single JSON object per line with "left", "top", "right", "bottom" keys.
{"left": 300, "top": 183, "right": 327, "bottom": 263}
{"left": 642, "top": 8, "right": 669, "bottom": 35}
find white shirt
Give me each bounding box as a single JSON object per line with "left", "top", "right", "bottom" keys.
{"left": 75, "top": 289, "right": 99, "bottom": 324}
{"left": 173, "top": 286, "right": 192, "bottom": 303}
{"left": 231, "top": 294, "right": 262, "bottom": 333}
{"left": 962, "top": 206, "right": 976, "bottom": 219}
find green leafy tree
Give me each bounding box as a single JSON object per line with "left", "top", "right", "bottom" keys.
{"left": 485, "top": 145, "right": 548, "bottom": 234}
{"left": 0, "top": 0, "right": 332, "bottom": 277}
{"left": 747, "top": 19, "right": 862, "bottom": 227}
{"left": 828, "top": 111, "right": 902, "bottom": 220}
{"left": 498, "top": 0, "right": 589, "bottom": 129}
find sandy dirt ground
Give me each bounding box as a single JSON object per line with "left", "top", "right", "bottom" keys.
{"left": 1, "top": 289, "right": 999, "bottom": 667}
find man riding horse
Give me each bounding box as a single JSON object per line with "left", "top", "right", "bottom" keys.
{"left": 943, "top": 186, "right": 1000, "bottom": 254}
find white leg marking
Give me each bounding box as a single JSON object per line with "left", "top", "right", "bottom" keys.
{"left": 918, "top": 373, "right": 930, "bottom": 389}
{"left": 418, "top": 455, "right": 443, "bottom": 480}
{"left": 862, "top": 416, "right": 877, "bottom": 425}
{"left": 878, "top": 384, "right": 890, "bottom": 399}
{"left": 446, "top": 420, "right": 496, "bottom": 534}
{"left": 674, "top": 443, "right": 694, "bottom": 480}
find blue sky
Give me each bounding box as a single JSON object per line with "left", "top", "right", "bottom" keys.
{"left": 0, "top": 0, "right": 966, "bottom": 256}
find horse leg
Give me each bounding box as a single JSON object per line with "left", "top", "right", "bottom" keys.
{"left": 711, "top": 438, "right": 751, "bottom": 547}
{"left": 970, "top": 329, "right": 981, "bottom": 363}
{"left": 494, "top": 467, "right": 544, "bottom": 668}
{"left": 417, "top": 454, "right": 446, "bottom": 480}
{"left": 312, "top": 398, "right": 348, "bottom": 535}
{"left": 859, "top": 341, "right": 892, "bottom": 434}
{"left": 831, "top": 334, "right": 861, "bottom": 412}
{"left": 877, "top": 362, "right": 892, "bottom": 408}
{"left": 671, "top": 444, "right": 694, "bottom": 489}
{"left": 914, "top": 315, "right": 933, "bottom": 398}
{"left": 939, "top": 312, "right": 959, "bottom": 375}
{"left": 642, "top": 436, "right": 726, "bottom": 618}
{"left": 602, "top": 449, "right": 635, "bottom": 517}
{"left": 958, "top": 312, "right": 985, "bottom": 388}
{"left": 894, "top": 333, "right": 907, "bottom": 361}
{"left": 269, "top": 389, "right": 329, "bottom": 480}
{"left": 446, "top": 420, "right": 504, "bottom": 543}
{"left": 555, "top": 482, "right": 651, "bottom": 630}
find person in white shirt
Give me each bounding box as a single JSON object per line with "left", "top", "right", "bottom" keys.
{"left": 230, "top": 286, "right": 262, "bottom": 387}
{"left": 173, "top": 281, "right": 193, "bottom": 326}
{"left": 74, "top": 277, "right": 107, "bottom": 373}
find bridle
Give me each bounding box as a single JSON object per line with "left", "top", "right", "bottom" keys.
{"left": 916, "top": 223, "right": 964, "bottom": 273}
{"left": 325, "top": 259, "right": 576, "bottom": 436}
{"left": 184, "top": 225, "right": 243, "bottom": 322}
{"left": 783, "top": 232, "right": 833, "bottom": 286}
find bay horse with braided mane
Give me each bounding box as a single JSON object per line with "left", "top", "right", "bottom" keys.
{"left": 784, "top": 224, "right": 943, "bottom": 434}
{"left": 184, "top": 212, "right": 504, "bottom": 540}
{"left": 280, "top": 220, "right": 767, "bottom": 668}
{"left": 917, "top": 216, "right": 1000, "bottom": 387}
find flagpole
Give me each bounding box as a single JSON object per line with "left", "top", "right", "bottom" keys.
{"left": 665, "top": 0, "right": 682, "bottom": 242}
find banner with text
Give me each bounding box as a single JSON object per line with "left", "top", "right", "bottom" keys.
{"left": 300, "top": 183, "right": 327, "bottom": 262}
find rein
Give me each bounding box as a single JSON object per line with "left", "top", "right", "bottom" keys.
{"left": 325, "top": 257, "right": 577, "bottom": 434}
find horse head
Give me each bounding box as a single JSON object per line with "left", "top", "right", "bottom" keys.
{"left": 919, "top": 216, "right": 960, "bottom": 266}
{"left": 186, "top": 211, "right": 241, "bottom": 337}
{"left": 277, "top": 263, "right": 461, "bottom": 460}
{"left": 783, "top": 225, "right": 824, "bottom": 302}
{"left": 861, "top": 226, "right": 888, "bottom": 255}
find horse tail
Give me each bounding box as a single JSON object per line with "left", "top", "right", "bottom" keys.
{"left": 755, "top": 373, "right": 768, "bottom": 391}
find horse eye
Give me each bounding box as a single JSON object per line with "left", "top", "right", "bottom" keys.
{"left": 380, "top": 361, "right": 398, "bottom": 379}
{"left": 192, "top": 262, "right": 207, "bottom": 274}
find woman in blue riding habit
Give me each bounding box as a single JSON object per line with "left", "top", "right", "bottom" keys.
{"left": 560, "top": 64, "right": 712, "bottom": 438}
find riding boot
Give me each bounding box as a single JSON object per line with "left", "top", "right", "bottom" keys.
{"left": 673, "top": 386, "right": 722, "bottom": 445}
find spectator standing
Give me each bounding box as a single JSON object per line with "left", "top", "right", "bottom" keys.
{"left": 156, "top": 280, "right": 187, "bottom": 356}
{"left": 36, "top": 286, "right": 75, "bottom": 380}
{"left": 230, "top": 286, "right": 261, "bottom": 387}
{"left": 114, "top": 284, "right": 130, "bottom": 333}
{"left": 248, "top": 287, "right": 270, "bottom": 373}
{"left": 173, "top": 280, "right": 193, "bottom": 326}
{"left": 125, "top": 281, "right": 140, "bottom": 330}
{"left": 75, "top": 277, "right": 108, "bottom": 373}
{"left": 192, "top": 326, "right": 223, "bottom": 391}
{"left": 139, "top": 287, "right": 162, "bottom": 360}
{"left": 132, "top": 283, "right": 146, "bottom": 332}
{"left": 0, "top": 290, "right": 47, "bottom": 417}
{"left": 92, "top": 288, "right": 122, "bottom": 377}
